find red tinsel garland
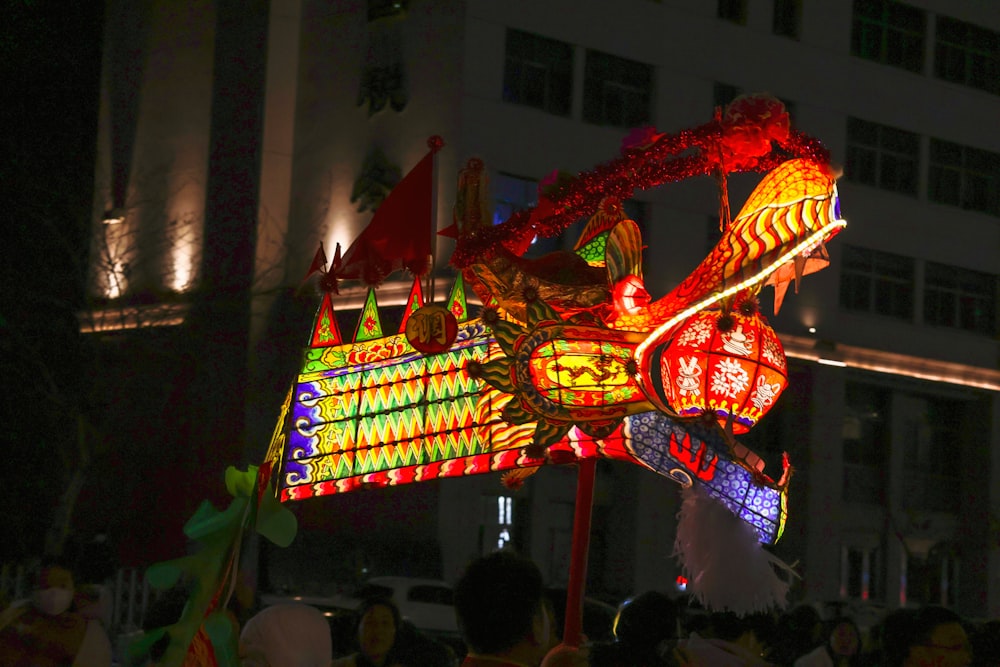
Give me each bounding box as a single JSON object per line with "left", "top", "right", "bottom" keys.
{"left": 451, "top": 96, "right": 830, "bottom": 269}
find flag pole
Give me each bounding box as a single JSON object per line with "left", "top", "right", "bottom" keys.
{"left": 427, "top": 136, "right": 443, "bottom": 304}
{"left": 562, "top": 457, "right": 596, "bottom": 648}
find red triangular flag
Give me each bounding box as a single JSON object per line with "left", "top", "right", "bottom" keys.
{"left": 319, "top": 243, "right": 342, "bottom": 294}
{"left": 310, "top": 292, "right": 343, "bottom": 347}
{"left": 296, "top": 242, "right": 329, "bottom": 294}
{"left": 398, "top": 276, "right": 425, "bottom": 333}
{"left": 305, "top": 242, "right": 327, "bottom": 279}
{"left": 337, "top": 140, "right": 442, "bottom": 286}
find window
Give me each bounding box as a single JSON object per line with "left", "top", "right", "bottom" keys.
{"left": 354, "top": 583, "right": 393, "bottom": 599}
{"left": 928, "top": 139, "right": 1000, "bottom": 216}
{"left": 407, "top": 585, "right": 453, "bottom": 605}
{"left": 583, "top": 50, "right": 653, "bottom": 128}
{"left": 492, "top": 172, "right": 538, "bottom": 227}
{"left": 481, "top": 495, "right": 514, "bottom": 553}
{"left": 842, "top": 382, "right": 890, "bottom": 504}
{"left": 924, "top": 262, "right": 997, "bottom": 335}
{"left": 934, "top": 16, "right": 1000, "bottom": 96}
{"left": 845, "top": 117, "right": 919, "bottom": 196}
{"left": 905, "top": 543, "right": 958, "bottom": 607}
{"left": 839, "top": 245, "right": 915, "bottom": 320}
{"left": 773, "top": 0, "right": 801, "bottom": 39}
{"left": 842, "top": 544, "right": 883, "bottom": 601}
{"left": 713, "top": 82, "right": 741, "bottom": 111}
{"left": 503, "top": 29, "right": 573, "bottom": 116}
{"left": 900, "top": 395, "right": 962, "bottom": 512}
{"left": 367, "top": 0, "right": 406, "bottom": 21}
{"left": 851, "top": 0, "right": 926, "bottom": 73}
{"left": 718, "top": 0, "right": 747, "bottom": 25}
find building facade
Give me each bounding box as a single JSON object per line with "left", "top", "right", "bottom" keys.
{"left": 90, "top": 0, "right": 1000, "bottom": 617}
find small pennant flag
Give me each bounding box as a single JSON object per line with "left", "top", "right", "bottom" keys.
{"left": 310, "top": 293, "right": 343, "bottom": 347}
{"left": 399, "top": 276, "right": 425, "bottom": 334}
{"left": 353, "top": 288, "right": 384, "bottom": 342}
{"left": 446, "top": 274, "right": 469, "bottom": 323}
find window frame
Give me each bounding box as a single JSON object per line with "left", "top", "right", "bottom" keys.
{"left": 713, "top": 81, "right": 741, "bottom": 111}
{"left": 934, "top": 15, "right": 1000, "bottom": 96}
{"left": 582, "top": 49, "right": 654, "bottom": 128}
{"left": 492, "top": 172, "right": 538, "bottom": 227}
{"left": 502, "top": 29, "right": 573, "bottom": 117}
{"left": 718, "top": 0, "right": 748, "bottom": 25}
{"left": 928, "top": 138, "right": 1000, "bottom": 216}
{"left": 923, "top": 261, "right": 998, "bottom": 335}
{"left": 839, "top": 244, "right": 916, "bottom": 321}
{"left": 850, "top": 0, "right": 926, "bottom": 73}
{"left": 845, "top": 117, "right": 920, "bottom": 197}
{"left": 772, "top": 0, "right": 802, "bottom": 39}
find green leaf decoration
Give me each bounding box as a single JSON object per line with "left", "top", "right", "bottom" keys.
{"left": 183, "top": 498, "right": 247, "bottom": 542}
{"left": 478, "top": 360, "right": 515, "bottom": 394}
{"left": 204, "top": 610, "right": 239, "bottom": 666}
{"left": 135, "top": 466, "right": 298, "bottom": 667}
{"left": 503, "top": 400, "right": 537, "bottom": 426}
{"left": 490, "top": 319, "right": 521, "bottom": 357}
{"left": 145, "top": 560, "right": 186, "bottom": 590}
{"left": 225, "top": 465, "right": 258, "bottom": 498}
{"left": 526, "top": 298, "right": 561, "bottom": 328}
{"left": 256, "top": 478, "right": 298, "bottom": 548}
{"left": 533, "top": 420, "right": 573, "bottom": 450}
{"left": 127, "top": 627, "right": 167, "bottom": 661}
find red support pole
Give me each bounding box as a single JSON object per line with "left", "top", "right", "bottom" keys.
{"left": 561, "top": 457, "right": 597, "bottom": 648}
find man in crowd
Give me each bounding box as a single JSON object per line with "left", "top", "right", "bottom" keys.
{"left": 454, "top": 550, "right": 588, "bottom": 667}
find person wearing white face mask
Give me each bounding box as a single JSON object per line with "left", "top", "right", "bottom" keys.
{"left": 0, "top": 560, "right": 112, "bottom": 667}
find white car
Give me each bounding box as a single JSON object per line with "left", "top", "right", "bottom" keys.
{"left": 327, "top": 576, "right": 458, "bottom": 635}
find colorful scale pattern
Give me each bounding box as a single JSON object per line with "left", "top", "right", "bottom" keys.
{"left": 612, "top": 159, "right": 842, "bottom": 333}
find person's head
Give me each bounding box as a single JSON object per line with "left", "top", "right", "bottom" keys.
{"left": 356, "top": 597, "right": 400, "bottom": 665}
{"left": 827, "top": 616, "right": 861, "bottom": 658}
{"left": 778, "top": 604, "right": 823, "bottom": 648}
{"left": 33, "top": 560, "right": 77, "bottom": 616}
{"left": 707, "top": 611, "right": 748, "bottom": 642}
{"left": 239, "top": 603, "right": 333, "bottom": 667}
{"left": 454, "top": 550, "right": 549, "bottom": 661}
{"left": 901, "top": 606, "right": 971, "bottom": 667}
{"left": 613, "top": 591, "right": 678, "bottom": 656}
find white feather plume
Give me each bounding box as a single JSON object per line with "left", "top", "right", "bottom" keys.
{"left": 673, "top": 484, "right": 797, "bottom": 615}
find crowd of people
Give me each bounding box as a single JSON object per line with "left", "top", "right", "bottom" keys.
{"left": 235, "top": 551, "right": 994, "bottom": 667}
{"left": 1, "top": 549, "right": 998, "bottom": 666}
{"left": 588, "top": 593, "right": 991, "bottom": 667}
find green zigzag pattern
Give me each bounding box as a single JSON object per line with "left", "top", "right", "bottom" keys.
{"left": 306, "top": 350, "right": 487, "bottom": 476}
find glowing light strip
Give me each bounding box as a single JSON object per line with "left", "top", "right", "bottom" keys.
{"left": 78, "top": 303, "right": 190, "bottom": 333}
{"left": 782, "top": 334, "right": 1000, "bottom": 392}
{"left": 634, "top": 218, "right": 847, "bottom": 366}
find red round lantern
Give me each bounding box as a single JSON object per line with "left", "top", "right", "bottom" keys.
{"left": 645, "top": 307, "right": 787, "bottom": 434}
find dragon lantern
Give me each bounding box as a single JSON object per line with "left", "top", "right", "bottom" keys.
{"left": 264, "top": 94, "right": 846, "bottom": 627}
